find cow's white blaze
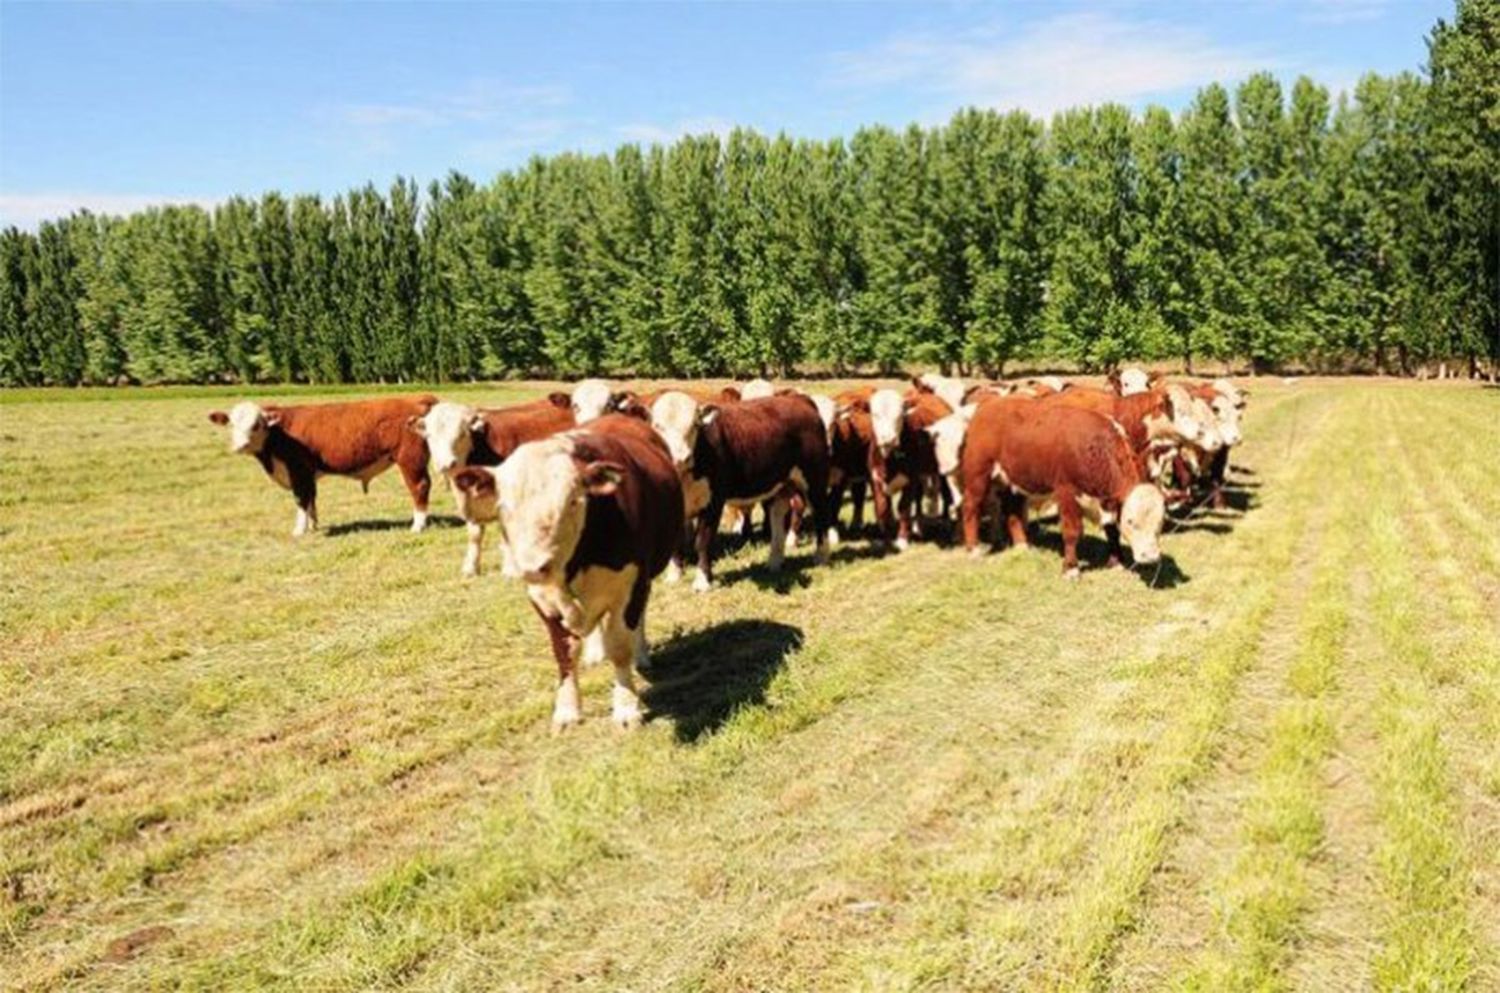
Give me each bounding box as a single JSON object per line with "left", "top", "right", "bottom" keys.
{"left": 571, "top": 379, "right": 614, "bottom": 424}
{"left": 1188, "top": 396, "right": 1225, "bottom": 452}
{"left": 650, "top": 390, "right": 701, "bottom": 471}
{"left": 917, "top": 373, "right": 967, "bottom": 412}
{"left": 869, "top": 389, "right": 906, "bottom": 454}
{"left": 1120, "top": 483, "right": 1165, "bottom": 565}
{"left": 1117, "top": 368, "right": 1151, "bottom": 396}
{"left": 493, "top": 437, "right": 593, "bottom": 584}
{"left": 226, "top": 401, "right": 270, "bottom": 454}
{"left": 420, "top": 401, "right": 480, "bottom": 473}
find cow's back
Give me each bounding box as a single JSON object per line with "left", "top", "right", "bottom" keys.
{"left": 274, "top": 395, "right": 436, "bottom": 473}
{"left": 701, "top": 394, "right": 826, "bottom": 495}
{"left": 976, "top": 400, "right": 1138, "bottom": 500}
{"left": 478, "top": 399, "right": 575, "bottom": 464}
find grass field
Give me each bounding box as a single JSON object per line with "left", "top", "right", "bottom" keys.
{"left": 2, "top": 378, "right": 1498, "bottom": 992}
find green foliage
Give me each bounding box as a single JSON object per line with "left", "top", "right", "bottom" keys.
{"left": 2, "top": 4, "right": 1496, "bottom": 386}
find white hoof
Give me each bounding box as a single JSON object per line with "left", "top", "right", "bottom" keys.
{"left": 1064, "top": 567, "right": 1082, "bottom": 582}
{"left": 967, "top": 546, "right": 985, "bottom": 560}
{"left": 551, "top": 708, "right": 582, "bottom": 733}
{"left": 665, "top": 560, "right": 682, "bottom": 584}
{"left": 784, "top": 532, "right": 799, "bottom": 554}
{"left": 894, "top": 536, "right": 910, "bottom": 552}
{"left": 612, "top": 692, "right": 643, "bottom": 730}
{"left": 410, "top": 512, "right": 429, "bottom": 533}
{"left": 692, "top": 570, "right": 712, "bottom": 593}
{"left": 827, "top": 527, "right": 841, "bottom": 548}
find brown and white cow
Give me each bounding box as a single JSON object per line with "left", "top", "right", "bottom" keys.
{"left": 682, "top": 393, "right": 833, "bottom": 590}
{"left": 960, "top": 397, "right": 1166, "bottom": 577}
{"left": 1043, "top": 383, "right": 1215, "bottom": 480}
{"left": 449, "top": 414, "right": 684, "bottom": 731}
{"left": 914, "top": 372, "right": 968, "bottom": 412}
{"left": 866, "top": 387, "right": 954, "bottom": 548}
{"left": 410, "top": 393, "right": 575, "bottom": 576}
{"left": 1107, "top": 367, "right": 1157, "bottom": 397}
{"left": 208, "top": 395, "right": 437, "bottom": 536}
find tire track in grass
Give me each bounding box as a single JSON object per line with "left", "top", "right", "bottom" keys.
{"left": 1145, "top": 413, "right": 1359, "bottom": 992}
{"left": 1361, "top": 402, "right": 1480, "bottom": 992}
{"left": 1378, "top": 392, "right": 1500, "bottom": 986}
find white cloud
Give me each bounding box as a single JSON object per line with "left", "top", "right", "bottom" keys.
{"left": 614, "top": 116, "right": 740, "bottom": 145}
{"left": 829, "top": 12, "right": 1279, "bottom": 118}
{"left": 0, "top": 192, "right": 222, "bottom": 230}
{"left": 323, "top": 79, "right": 575, "bottom": 159}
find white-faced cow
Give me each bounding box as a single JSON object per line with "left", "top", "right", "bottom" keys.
{"left": 960, "top": 397, "right": 1166, "bottom": 577}
{"left": 409, "top": 393, "right": 574, "bottom": 576}
{"left": 449, "top": 414, "right": 684, "bottom": 731}
{"left": 865, "top": 387, "right": 954, "bottom": 549}
{"left": 207, "top": 395, "right": 437, "bottom": 536}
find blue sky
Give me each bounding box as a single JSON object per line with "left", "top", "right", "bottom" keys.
{"left": 0, "top": 0, "right": 1449, "bottom": 228}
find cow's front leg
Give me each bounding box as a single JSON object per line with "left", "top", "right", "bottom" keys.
{"left": 895, "top": 487, "right": 914, "bottom": 551}
{"left": 602, "top": 612, "right": 643, "bottom": 729}
{"left": 291, "top": 474, "right": 318, "bottom": 537}
{"left": 1104, "top": 522, "right": 1124, "bottom": 568}
{"left": 850, "top": 480, "right": 867, "bottom": 535}
{"left": 693, "top": 503, "right": 720, "bottom": 592}
{"left": 461, "top": 522, "right": 485, "bottom": 578}
{"left": 535, "top": 607, "right": 583, "bottom": 731}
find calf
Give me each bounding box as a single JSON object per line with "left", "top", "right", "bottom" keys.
{"left": 960, "top": 398, "right": 1166, "bottom": 577}
{"left": 685, "top": 393, "right": 833, "bottom": 590}
{"left": 449, "top": 414, "right": 684, "bottom": 730}
{"left": 411, "top": 393, "right": 574, "bottom": 576}
{"left": 208, "top": 395, "right": 437, "bottom": 536}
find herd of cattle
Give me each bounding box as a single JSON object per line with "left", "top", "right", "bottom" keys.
{"left": 207, "top": 369, "right": 1248, "bottom": 730}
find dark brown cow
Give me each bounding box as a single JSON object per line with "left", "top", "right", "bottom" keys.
{"left": 829, "top": 389, "right": 878, "bottom": 538}
{"left": 208, "top": 395, "right": 437, "bottom": 536}
{"left": 685, "top": 393, "right": 833, "bottom": 590}
{"left": 959, "top": 398, "right": 1166, "bottom": 576}
{"left": 449, "top": 414, "right": 684, "bottom": 731}
{"left": 410, "top": 393, "right": 575, "bottom": 576}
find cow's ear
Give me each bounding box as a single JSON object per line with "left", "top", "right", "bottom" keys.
{"left": 608, "top": 390, "right": 636, "bottom": 411}
{"left": 1147, "top": 371, "right": 1166, "bottom": 388}
{"left": 208, "top": 410, "right": 229, "bottom": 426}
{"left": 546, "top": 392, "right": 570, "bottom": 409}
{"left": 698, "top": 404, "right": 720, "bottom": 427}
{"left": 1106, "top": 370, "right": 1122, "bottom": 394}
{"left": 264, "top": 411, "right": 282, "bottom": 428}
{"left": 910, "top": 376, "right": 931, "bottom": 393}
{"left": 719, "top": 386, "right": 742, "bottom": 402}
{"left": 469, "top": 414, "right": 488, "bottom": 433}
{"left": 406, "top": 414, "right": 427, "bottom": 438}
{"left": 451, "top": 467, "right": 496, "bottom": 498}
{"left": 580, "top": 460, "right": 624, "bottom": 496}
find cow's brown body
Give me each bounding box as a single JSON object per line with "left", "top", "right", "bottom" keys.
{"left": 466, "top": 394, "right": 575, "bottom": 467}
{"left": 960, "top": 398, "right": 1151, "bottom": 572}
{"left": 828, "top": 390, "right": 877, "bottom": 535}
{"left": 687, "top": 393, "right": 833, "bottom": 587}
{"left": 214, "top": 395, "right": 437, "bottom": 533}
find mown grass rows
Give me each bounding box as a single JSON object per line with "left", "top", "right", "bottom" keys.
{"left": 4, "top": 381, "right": 1499, "bottom": 991}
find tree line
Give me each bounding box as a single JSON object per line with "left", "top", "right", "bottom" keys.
{"left": 2, "top": 1, "right": 1496, "bottom": 387}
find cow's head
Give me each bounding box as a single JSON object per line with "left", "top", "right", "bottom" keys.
{"left": 869, "top": 389, "right": 908, "bottom": 455}
{"left": 1211, "top": 378, "right": 1248, "bottom": 410}
{"left": 570, "top": 379, "right": 615, "bottom": 424}
{"left": 649, "top": 390, "right": 708, "bottom": 471}
{"left": 480, "top": 436, "right": 622, "bottom": 584}
{"left": 1206, "top": 392, "right": 1242, "bottom": 447}
{"left": 208, "top": 401, "right": 280, "bottom": 454}
{"left": 411, "top": 401, "right": 483, "bottom": 473}
{"left": 1147, "top": 384, "right": 1216, "bottom": 450}
{"left": 1120, "top": 484, "right": 1166, "bottom": 566}
{"left": 740, "top": 378, "right": 774, "bottom": 401}
{"left": 1187, "top": 395, "right": 1224, "bottom": 452}
{"left": 1114, "top": 367, "right": 1152, "bottom": 396}
{"left": 926, "top": 403, "right": 978, "bottom": 477}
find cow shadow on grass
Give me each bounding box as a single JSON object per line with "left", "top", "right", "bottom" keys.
{"left": 1024, "top": 529, "right": 1191, "bottom": 589}
{"left": 714, "top": 539, "right": 893, "bottom": 593}
{"left": 641, "top": 619, "right": 803, "bottom": 743}
{"left": 324, "top": 514, "right": 465, "bottom": 537}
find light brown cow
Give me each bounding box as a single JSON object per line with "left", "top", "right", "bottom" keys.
{"left": 208, "top": 395, "right": 437, "bottom": 536}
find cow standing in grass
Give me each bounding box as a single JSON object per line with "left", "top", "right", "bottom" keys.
{"left": 208, "top": 395, "right": 437, "bottom": 536}
{"left": 960, "top": 397, "right": 1166, "bottom": 577}
{"left": 410, "top": 393, "right": 574, "bottom": 577}
{"left": 450, "top": 415, "right": 683, "bottom": 731}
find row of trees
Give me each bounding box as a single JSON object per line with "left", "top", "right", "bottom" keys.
{"left": 2, "top": 2, "right": 1496, "bottom": 386}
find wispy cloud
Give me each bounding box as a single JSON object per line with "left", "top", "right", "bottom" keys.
{"left": 0, "top": 192, "right": 222, "bottom": 230}
{"left": 829, "top": 12, "right": 1278, "bottom": 118}
{"left": 614, "top": 116, "right": 740, "bottom": 145}
{"left": 321, "top": 79, "right": 574, "bottom": 157}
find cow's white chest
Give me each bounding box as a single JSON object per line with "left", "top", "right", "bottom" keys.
{"left": 527, "top": 563, "right": 639, "bottom": 637}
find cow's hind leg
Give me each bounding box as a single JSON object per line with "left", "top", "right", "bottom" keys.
{"left": 1056, "top": 487, "right": 1084, "bottom": 580}
{"left": 397, "top": 436, "right": 433, "bottom": 532}
{"left": 767, "top": 495, "right": 792, "bottom": 573}
{"left": 693, "top": 499, "right": 723, "bottom": 592}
